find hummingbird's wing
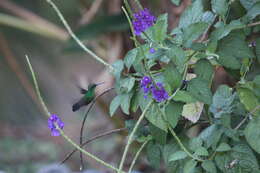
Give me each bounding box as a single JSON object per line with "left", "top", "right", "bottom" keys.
{"left": 80, "top": 88, "right": 88, "bottom": 94}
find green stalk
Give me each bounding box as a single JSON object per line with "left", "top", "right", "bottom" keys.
{"left": 168, "top": 126, "right": 203, "bottom": 162}
{"left": 45, "top": 0, "right": 114, "bottom": 71}
{"left": 128, "top": 138, "right": 150, "bottom": 173}
{"left": 118, "top": 101, "right": 153, "bottom": 173}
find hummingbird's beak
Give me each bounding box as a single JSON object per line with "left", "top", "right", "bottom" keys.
{"left": 96, "top": 82, "right": 105, "bottom": 86}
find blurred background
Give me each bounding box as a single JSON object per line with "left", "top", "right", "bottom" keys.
{"left": 0, "top": 0, "right": 189, "bottom": 172}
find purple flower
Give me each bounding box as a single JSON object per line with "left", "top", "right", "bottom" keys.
{"left": 140, "top": 76, "right": 152, "bottom": 95}
{"left": 133, "top": 8, "right": 156, "bottom": 36}
{"left": 149, "top": 48, "right": 156, "bottom": 54}
{"left": 151, "top": 83, "right": 169, "bottom": 102}
{"left": 140, "top": 76, "right": 169, "bottom": 102}
{"left": 48, "top": 114, "right": 64, "bottom": 136}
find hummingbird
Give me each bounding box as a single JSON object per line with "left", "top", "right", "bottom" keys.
{"left": 72, "top": 82, "right": 104, "bottom": 112}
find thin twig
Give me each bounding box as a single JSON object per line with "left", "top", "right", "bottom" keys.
{"left": 128, "top": 139, "right": 149, "bottom": 173}
{"left": 168, "top": 126, "right": 203, "bottom": 162}
{"left": 118, "top": 101, "right": 153, "bottom": 173}
{"left": 61, "top": 128, "right": 126, "bottom": 164}
{"left": 234, "top": 105, "right": 260, "bottom": 130}
{"left": 45, "top": 0, "right": 114, "bottom": 71}
{"left": 79, "top": 87, "right": 114, "bottom": 170}
{"left": 247, "top": 21, "right": 260, "bottom": 27}
{"left": 25, "top": 55, "right": 124, "bottom": 173}
{"left": 198, "top": 15, "right": 217, "bottom": 42}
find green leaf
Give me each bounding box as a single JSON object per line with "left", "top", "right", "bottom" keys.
{"left": 120, "top": 93, "right": 133, "bottom": 115}
{"left": 165, "top": 101, "right": 184, "bottom": 128}
{"left": 211, "top": 20, "right": 245, "bottom": 41}
{"left": 146, "top": 103, "right": 168, "bottom": 132}
{"left": 171, "top": 0, "right": 181, "bottom": 6}
{"left": 166, "top": 45, "right": 186, "bottom": 73}
{"left": 124, "top": 48, "right": 138, "bottom": 69}
{"left": 240, "top": 0, "right": 260, "bottom": 10}
{"left": 120, "top": 77, "right": 135, "bottom": 93}
{"left": 184, "top": 159, "right": 197, "bottom": 173}
{"left": 189, "top": 138, "right": 203, "bottom": 152}
{"left": 173, "top": 91, "right": 197, "bottom": 103}
{"left": 194, "top": 147, "right": 209, "bottom": 156}
{"left": 178, "top": 0, "right": 204, "bottom": 29}
{"left": 109, "top": 95, "right": 122, "bottom": 116}
{"left": 112, "top": 60, "right": 124, "bottom": 80}
{"left": 147, "top": 142, "right": 161, "bottom": 168}
{"left": 211, "top": 0, "right": 228, "bottom": 17}
{"left": 232, "top": 143, "right": 259, "bottom": 171}
{"left": 209, "top": 85, "right": 236, "bottom": 118}
{"left": 245, "top": 117, "right": 260, "bottom": 154}
{"left": 183, "top": 22, "right": 208, "bottom": 47}
{"left": 71, "top": 14, "right": 129, "bottom": 40}
{"left": 202, "top": 160, "right": 217, "bottom": 173}
{"left": 215, "top": 153, "right": 232, "bottom": 172}
{"left": 216, "top": 31, "right": 254, "bottom": 69}
{"left": 130, "top": 90, "right": 140, "bottom": 113}
{"left": 201, "top": 11, "right": 215, "bottom": 24}
{"left": 216, "top": 143, "right": 231, "bottom": 152}
{"left": 154, "top": 14, "right": 168, "bottom": 42}
{"left": 145, "top": 14, "right": 168, "bottom": 42}
{"left": 187, "top": 78, "right": 213, "bottom": 105}
{"left": 182, "top": 102, "right": 204, "bottom": 123}
{"left": 150, "top": 124, "right": 167, "bottom": 145}
{"left": 256, "top": 38, "right": 260, "bottom": 63}
{"left": 169, "top": 151, "right": 187, "bottom": 162}
{"left": 246, "top": 2, "right": 260, "bottom": 20}
{"left": 199, "top": 124, "right": 223, "bottom": 148}
{"left": 163, "top": 64, "right": 182, "bottom": 91}
{"left": 237, "top": 87, "right": 260, "bottom": 116}
{"left": 194, "top": 59, "right": 214, "bottom": 82}
{"left": 163, "top": 140, "right": 180, "bottom": 164}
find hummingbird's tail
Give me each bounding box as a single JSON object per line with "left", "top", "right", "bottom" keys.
{"left": 72, "top": 102, "right": 81, "bottom": 112}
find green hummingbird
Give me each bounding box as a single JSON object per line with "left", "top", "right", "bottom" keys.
{"left": 72, "top": 82, "right": 104, "bottom": 112}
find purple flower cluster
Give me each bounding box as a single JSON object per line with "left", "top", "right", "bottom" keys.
{"left": 48, "top": 114, "right": 64, "bottom": 136}
{"left": 140, "top": 76, "right": 169, "bottom": 102}
{"left": 133, "top": 8, "right": 156, "bottom": 36}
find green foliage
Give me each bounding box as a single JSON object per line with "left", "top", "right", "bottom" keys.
{"left": 108, "top": 0, "right": 260, "bottom": 172}
{"left": 211, "top": 0, "right": 229, "bottom": 18}
{"left": 210, "top": 85, "right": 236, "bottom": 118}
{"left": 178, "top": 0, "right": 204, "bottom": 28}
{"left": 245, "top": 116, "right": 260, "bottom": 153}
{"left": 187, "top": 78, "right": 213, "bottom": 105}
{"left": 171, "top": 0, "right": 181, "bottom": 6}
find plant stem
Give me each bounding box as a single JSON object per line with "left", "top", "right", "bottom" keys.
{"left": 45, "top": 0, "right": 114, "bottom": 71}
{"left": 128, "top": 139, "right": 149, "bottom": 173}
{"left": 61, "top": 128, "right": 127, "bottom": 164}
{"left": 234, "top": 105, "right": 260, "bottom": 130}
{"left": 25, "top": 55, "right": 123, "bottom": 173}
{"left": 247, "top": 21, "right": 260, "bottom": 27}
{"left": 118, "top": 101, "right": 153, "bottom": 173}
{"left": 168, "top": 126, "right": 203, "bottom": 162}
